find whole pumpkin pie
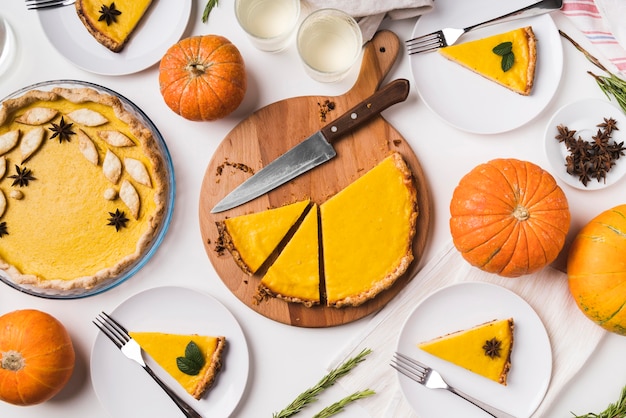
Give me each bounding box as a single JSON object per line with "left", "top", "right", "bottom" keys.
{"left": 439, "top": 26, "right": 537, "bottom": 95}
{"left": 0, "top": 86, "right": 168, "bottom": 291}
{"left": 129, "top": 332, "right": 226, "bottom": 400}
{"left": 75, "top": 0, "right": 154, "bottom": 52}
{"left": 320, "top": 152, "right": 418, "bottom": 307}
{"left": 418, "top": 318, "right": 514, "bottom": 385}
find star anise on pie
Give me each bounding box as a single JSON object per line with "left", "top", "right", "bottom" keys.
{"left": 107, "top": 208, "right": 129, "bottom": 232}
{"left": 8, "top": 165, "right": 36, "bottom": 187}
{"left": 0, "top": 222, "right": 8, "bottom": 238}
{"left": 482, "top": 338, "right": 502, "bottom": 359}
{"left": 98, "top": 2, "right": 122, "bottom": 26}
{"left": 49, "top": 117, "right": 75, "bottom": 143}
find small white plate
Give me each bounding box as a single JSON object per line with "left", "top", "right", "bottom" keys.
{"left": 544, "top": 98, "right": 626, "bottom": 190}
{"left": 91, "top": 286, "right": 249, "bottom": 417}
{"left": 37, "top": 1, "right": 191, "bottom": 75}
{"left": 396, "top": 282, "right": 551, "bottom": 418}
{"left": 409, "top": 0, "right": 563, "bottom": 134}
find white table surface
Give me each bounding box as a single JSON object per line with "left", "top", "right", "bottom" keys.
{"left": 1, "top": 1, "right": 626, "bottom": 417}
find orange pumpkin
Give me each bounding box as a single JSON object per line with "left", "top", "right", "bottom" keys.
{"left": 450, "top": 158, "right": 571, "bottom": 277}
{"left": 0, "top": 309, "right": 75, "bottom": 406}
{"left": 159, "top": 35, "right": 247, "bottom": 121}
{"left": 568, "top": 204, "right": 626, "bottom": 335}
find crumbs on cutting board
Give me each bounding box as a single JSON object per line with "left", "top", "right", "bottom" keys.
{"left": 215, "top": 161, "right": 255, "bottom": 177}
{"left": 318, "top": 99, "right": 336, "bottom": 122}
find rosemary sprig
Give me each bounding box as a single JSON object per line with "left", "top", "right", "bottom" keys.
{"left": 311, "top": 389, "right": 376, "bottom": 418}
{"left": 571, "top": 385, "right": 626, "bottom": 418}
{"left": 272, "top": 348, "right": 372, "bottom": 418}
{"left": 559, "top": 30, "right": 626, "bottom": 114}
{"left": 202, "top": 0, "right": 219, "bottom": 23}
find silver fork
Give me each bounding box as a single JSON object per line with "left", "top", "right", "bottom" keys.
{"left": 25, "top": 0, "right": 76, "bottom": 10}
{"left": 406, "top": 0, "right": 563, "bottom": 55}
{"left": 391, "top": 352, "right": 516, "bottom": 418}
{"left": 93, "top": 312, "right": 203, "bottom": 418}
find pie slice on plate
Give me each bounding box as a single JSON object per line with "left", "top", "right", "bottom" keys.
{"left": 418, "top": 318, "right": 514, "bottom": 385}
{"left": 129, "top": 332, "right": 226, "bottom": 400}
{"left": 439, "top": 26, "right": 537, "bottom": 95}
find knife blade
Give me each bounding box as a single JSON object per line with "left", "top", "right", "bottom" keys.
{"left": 211, "top": 78, "right": 410, "bottom": 213}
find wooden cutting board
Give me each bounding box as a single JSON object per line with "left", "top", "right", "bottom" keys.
{"left": 199, "top": 30, "right": 431, "bottom": 327}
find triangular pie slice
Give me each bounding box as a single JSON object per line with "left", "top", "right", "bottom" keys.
{"left": 439, "top": 26, "right": 537, "bottom": 95}
{"left": 129, "top": 332, "right": 226, "bottom": 400}
{"left": 257, "top": 204, "right": 320, "bottom": 307}
{"left": 320, "top": 152, "right": 418, "bottom": 307}
{"left": 76, "top": 0, "right": 154, "bottom": 52}
{"left": 418, "top": 318, "right": 514, "bottom": 385}
{"left": 217, "top": 199, "right": 311, "bottom": 275}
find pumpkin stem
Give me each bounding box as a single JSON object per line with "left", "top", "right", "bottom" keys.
{"left": 1, "top": 350, "right": 25, "bottom": 372}
{"left": 513, "top": 205, "right": 530, "bottom": 221}
{"left": 186, "top": 63, "right": 207, "bottom": 78}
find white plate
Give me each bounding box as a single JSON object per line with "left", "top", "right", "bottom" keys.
{"left": 544, "top": 98, "right": 626, "bottom": 190}
{"left": 409, "top": 0, "right": 563, "bottom": 134}
{"left": 396, "top": 282, "right": 552, "bottom": 418}
{"left": 91, "top": 286, "right": 249, "bottom": 418}
{"left": 37, "top": 1, "right": 191, "bottom": 75}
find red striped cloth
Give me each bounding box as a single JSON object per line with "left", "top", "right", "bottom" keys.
{"left": 561, "top": 0, "right": 626, "bottom": 74}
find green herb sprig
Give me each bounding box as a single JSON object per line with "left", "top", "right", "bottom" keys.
{"left": 493, "top": 41, "right": 515, "bottom": 72}
{"left": 311, "top": 389, "right": 375, "bottom": 418}
{"left": 202, "top": 0, "right": 219, "bottom": 23}
{"left": 571, "top": 384, "right": 626, "bottom": 418}
{"left": 176, "top": 341, "right": 205, "bottom": 376}
{"left": 560, "top": 30, "right": 626, "bottom": 114}
{"left": 272, "top": 348, "right": 372, "bottom": 418}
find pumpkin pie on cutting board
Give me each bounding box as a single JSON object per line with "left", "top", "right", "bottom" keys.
{"left": 219, "top": 152, "right": 418, "bottom": 308}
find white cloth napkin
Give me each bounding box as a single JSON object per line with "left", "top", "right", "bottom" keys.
{"left": 561, "top": 0, "right": 626, "bottom": 75}
{"left": 328, "top": 241, "right": 607, "bottom": 418}
{"left": 303, "top": 0, "right": 434, "bottom": 42}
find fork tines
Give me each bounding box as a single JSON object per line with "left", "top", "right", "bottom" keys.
{"left": 391, "top": 352, "right": 429, "bottom": 382}
{"left": 25, "top": 0, "right": 76, "bottom": 10}
{"left": 93, "top": 312, "right": 130, "bottom": 348}
{"left": 405, "top": 33, "right": 446, "bottom": 55}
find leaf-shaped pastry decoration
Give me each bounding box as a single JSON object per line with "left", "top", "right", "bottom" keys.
{"left": 67, "top": 109, "right": 108, "bottom": 126}
{"left": 98, "top": 130, "right": 134, "bottom": 147}
{"left": 20, "top": 127, "right": 45, "bottom": 163}
{"left": 0, "top": 130, "right": 20, "bottom": 155}
{"left": 15, "top": 107, "right": 58, "bottom": 125}
{"left": 124, "top": 158, "right": 151, "bottom": 187}
{"left": 0, "top": 189, "right": 6, "bottom": 218}
{"left": 0, "top": 156, "right": 6, "bottom": 180}
{"left": 120, "top": 180, "right": 140, "bottom": 219}
{"left": 103, "top": 149, "right": 122, "bottom": 184}
{"left": 77, "top": 129, "right": 99, "bottom": 165}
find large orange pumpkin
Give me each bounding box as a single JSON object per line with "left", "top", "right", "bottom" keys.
{"left": 159, "top": 35, "right": 247, "bottom": 121}
{"left": 0, "top": 309, "right": 75, "bottom": 406}
{"left": 450, "top": 158, "right": 571, "bottom": 277}
{"left": 568, "top": 204, "right": 626, "bottom": 335}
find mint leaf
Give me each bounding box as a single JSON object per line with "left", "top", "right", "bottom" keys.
{"left": 501, "top": 52, "right": 515, "bottom": 72}
{"left": 492, "top": 42, "right": 512, "bottom": 56}
{"left": 176, "top": 341, "right": 205, "bottom": 376}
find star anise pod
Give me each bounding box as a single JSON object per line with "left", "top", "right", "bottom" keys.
{"left": 8, "top": 165, "right": 36, "bottom": 187}
{"left": 0, "top": 222, "right": 8, "bottom": 238}
{"left": 598, "top": 117, "right": 619, "bottom": 135}
{"left": 98, "top": 2, "right": 122, "bottom": 26}
{"left": 49, "top": 117, "right": 75, "bottom": 143}
{"left": 482, "top": 338, "right": 502, "bottom": 359}
{"left": 107, "top": 208, "right": 129, "bottom": 232}
{"left": 555, "top": 124, "right": 577, "bottom": 143}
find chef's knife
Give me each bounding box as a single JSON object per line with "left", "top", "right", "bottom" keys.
{"left": 211, "top": 78, "right": 410, "bottom": 213}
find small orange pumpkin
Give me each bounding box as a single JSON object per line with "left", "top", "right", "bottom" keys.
{"left": 159, "top": 35, "right": 247, "bottom": 121}
{"left": 568, "top": 204, "right": 626, "bottom": 335}
{"left": 0, "top": 309, "right": 75, "bottom": 406}
{"left": 450, "top": 158, "right": 571, "bottom": 277}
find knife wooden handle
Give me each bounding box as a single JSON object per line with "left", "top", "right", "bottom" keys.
{"left": 320, "top": 78, "right": 410, "bottom": 143}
